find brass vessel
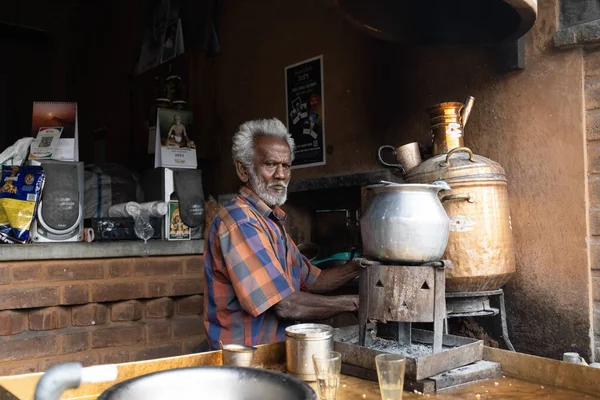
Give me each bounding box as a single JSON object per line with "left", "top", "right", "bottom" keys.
{"left": 405, "top": 147, "right": 516, "bottom": 292}
{"left": 427, "top": 97, "right": 474, "bottom": 156}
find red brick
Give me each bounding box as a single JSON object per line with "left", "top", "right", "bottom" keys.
{"left": 587, "top": 79, "right": 600, "bottom": 111}
{"left": 594, "top": 276, "right": 600, "bottom": 302}
{"left": 111, "top": 300, "right": 143, "bottom": 321}
{"left": 134, "top": 258, "right": 183, "bottom": 276}
{"left": 177, "top": 295, "right": 203, "bottom": 315}
{"left": 72, "top": 303, "right": 108, "bottom": 326}
{"left": 131, "top": 344, "right": 181, "bottom": 361}
{"left": 4, "top": 363, "right": 38, "bottom": 375}
{"left": 0, "top": 311, "right": 27, "bottom": 335}
{"left": 173, "top": 279, "right": 203, "bottom": 296}
{"left": 589, "top": 141, "right": 600, "bottom": 174}
{"left": 39, "top": 354, "right": 98, "bottom": 370}
{"left": 146, "top": 321, "right": 172, "bottom": 343}
{"left": 147, "top": 281, "right": 171, "bottom": 298}
{"left": 11, "top": 264, "right": 41, "bottom": 282}
{"left": 586, "top": 50, "right": 600, "bottom": 78}
{"left": 29, "top": 307, "right": 70, "bottom": 330}
{"left": 0, "top": 266, "right": 8, "bottom": 285}
{"left": 62, "top": 284, "right": 89, "bottom": 304}
{"left": 91, "top": 325, "right": 145, "bottom": 348}
{"left": 0, "top": 286, "right": 60, "bottom": 310}
{"left": 172, "top": 317, "right": 204, "bottom": 338}
{"left": 44, "top": 261, "right": 105, "bottom": 281}
{"left": 591, "top": 207, "right": 600, "bottom": 236}
{"left": 184, "top": 256, "right": 203, "bottom": 274}
{"left": 0, "top": 334, "right": 58, "bottom": 361}
{"left": 60, "top": 332, "right": 89, "bottom": 354}
{"left": 90, "top": 282, "right": 145, "bottom": 303}
{"left": 588, "top": 110, "right": 600, "bottom": 141}
{"left": 107, "top": 260, "right": 133, "bottom": 278}
{"left": 146, "top": 298, "right": 174, "bottom": 318}
{"left": 590, "top": 175, "right": 600, "bottom": 206}
{"left": 101, "top": 350, "right": 130, "bottom": 364}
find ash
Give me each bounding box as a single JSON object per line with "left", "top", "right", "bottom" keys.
{"left": 335, "top": 327, "right": 453, "bottom": 359}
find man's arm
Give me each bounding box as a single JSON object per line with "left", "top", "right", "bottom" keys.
{"left": 306, "top": 260, "right": 360, "bottom": 294}
{"left": 273, "top": 291, "right": 358, "bottom": 321}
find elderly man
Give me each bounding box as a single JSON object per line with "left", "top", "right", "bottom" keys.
{"left": 203, "top": 118, "right": 360, "bottom": 349}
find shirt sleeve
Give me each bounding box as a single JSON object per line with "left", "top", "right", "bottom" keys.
{"left": 299, "top": 253, "right": 322, "bottom": 291}
{"left": 218, "top": 220, "right": 294, "bottom": 317}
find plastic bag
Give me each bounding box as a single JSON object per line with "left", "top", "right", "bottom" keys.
{"left": 0, "top": 138, "right": 34, "bottom": 166}
{"left": 0, "top": 166, "right": 45, "bottom": 243}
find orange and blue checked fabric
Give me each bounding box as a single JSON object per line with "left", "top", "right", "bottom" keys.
{"left": 203, "top": 186, "right": 321, "bottom": 349}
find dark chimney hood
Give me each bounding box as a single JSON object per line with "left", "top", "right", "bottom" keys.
{"left": 331, "top": 0, "right": 537, "bottom": 45}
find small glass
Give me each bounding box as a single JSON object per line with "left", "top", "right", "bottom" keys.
{"left": 312, "top": 351, "right": 341, "bottom": 400}
{"left": 375, "top": 354, "right": 406, "bottom": 400}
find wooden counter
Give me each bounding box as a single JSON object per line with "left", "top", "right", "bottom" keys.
{"left": 1, "top": 343, "right": 599, "bottom": 399}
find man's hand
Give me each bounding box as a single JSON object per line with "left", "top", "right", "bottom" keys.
{"left": 307, "top": 259, "right": 361, "bottom": 294}
{"left": 273, "top": 292, "right": 359, "bottom": 321}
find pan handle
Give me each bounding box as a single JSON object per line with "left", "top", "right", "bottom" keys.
{"left": 377, "top": 145, "right": 406, "bottom": 174}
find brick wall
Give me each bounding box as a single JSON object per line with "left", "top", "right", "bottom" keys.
{"left": 0, "top": 256, "right": 205, "bottom": 376}
{"left": 585, "top": 49, "right": 600, "bottom": 361}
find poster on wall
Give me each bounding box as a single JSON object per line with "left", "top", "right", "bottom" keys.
{"left": 154, "top": 108, "right": 197, "bottom": 169}
{"left": 285, "top": 55, "right": 325, "bottom": 168}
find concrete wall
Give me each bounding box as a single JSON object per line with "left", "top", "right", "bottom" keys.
{"left": 211, "top": 0, "right": 592, "bottom": 359}
{"left": 585, "top": 48, "right": 600, "bottom": 359}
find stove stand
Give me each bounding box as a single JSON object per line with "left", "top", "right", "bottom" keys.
{"left": 445, "top": 289, "right": 515, "bottom": 351}
{"left": 358, "top": 259, "right": 451, "bottom": 354}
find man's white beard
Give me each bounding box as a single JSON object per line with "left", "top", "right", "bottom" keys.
{"left": 249, "top": 170, "right": 288, "bottom": 207}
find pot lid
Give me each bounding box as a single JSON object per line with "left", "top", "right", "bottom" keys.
{"left": 285, "top": 323, "right": 333, "bottom": 339}
{"left": 405, "top": 147, "right": 505, "bottom": 182}
{"left": 331, "top": 0, "right": 537, "bottom": 45}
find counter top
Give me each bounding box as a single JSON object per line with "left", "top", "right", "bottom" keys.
{"left": 0, "top": 239, "right": 203, "bottom": 261}
{"left": 0, "top": 344, "right": 598, "bottom": 399}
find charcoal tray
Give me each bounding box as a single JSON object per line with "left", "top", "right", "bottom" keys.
{"left": 334, "top": 324, "right": 483, "bottom": 381}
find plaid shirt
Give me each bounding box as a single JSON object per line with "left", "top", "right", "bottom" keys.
{"left": 203, "top": 186, "right": 321, "bottom": 349}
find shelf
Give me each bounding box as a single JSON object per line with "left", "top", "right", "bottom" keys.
{"left": 0, "top": 240, "right": 204, "bottom": 261}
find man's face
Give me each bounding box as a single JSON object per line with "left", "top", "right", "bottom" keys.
{"left": 245, "top": 136, "right": 291, "bottom": 207}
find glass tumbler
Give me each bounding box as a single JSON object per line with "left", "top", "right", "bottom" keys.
{"left": 375, "top": 354, "right": 406, "bottom": 400}
{"left": 312, "top": 351, "right": 342, "bottom": 400}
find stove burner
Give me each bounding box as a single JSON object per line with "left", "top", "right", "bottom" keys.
{"left": 445, "top": 289, "right": 515, "bottom": 351}
{"left": 357, "top": 259, "right": 451, "bottom": 354}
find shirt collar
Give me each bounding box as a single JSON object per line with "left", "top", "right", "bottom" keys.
{"left": 239, "top": 186, "right": 287, "bottom": 222}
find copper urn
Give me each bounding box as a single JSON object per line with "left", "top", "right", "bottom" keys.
{"left": 405, "top": 147, "right": 516, "bottom": 292}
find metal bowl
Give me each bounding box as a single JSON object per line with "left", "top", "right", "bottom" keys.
{"left": 97, "top": 366, "right": 316, "bottom": 400}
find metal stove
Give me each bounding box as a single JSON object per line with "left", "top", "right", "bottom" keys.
{"left": 334, "top": 258, "right": 501, "bottom": 392}
{"left": 357, "top": 259, "right": 451, "bottom": 353}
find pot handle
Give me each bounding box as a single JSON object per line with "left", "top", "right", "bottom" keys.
{"left": 441, "top": 193, "right": 477, "bottom": 203}
{"left": 441, "top": 147, "right": 474, "bottom": 167}
{"left": 377, "top": 145, "right": 406, "bottom": 174}
{"left": 431, "top": 180, "right": 451, "bottom": 191}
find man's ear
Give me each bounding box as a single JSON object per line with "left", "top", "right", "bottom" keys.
{"left": 236, "top": 160, "right": 250, "bottom": 183}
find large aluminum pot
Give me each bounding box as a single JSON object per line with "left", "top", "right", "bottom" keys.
{"left": 405, "top": 147, "right": 516, "bottom": 292}
{"left": 360, "top": 181, "right": 451, "bottom": 263}
{"left": 98, "top": 367, "right": 316, "bottom": 400}
{"left": 34, "top": 363, "right": 315, "bottom": 400}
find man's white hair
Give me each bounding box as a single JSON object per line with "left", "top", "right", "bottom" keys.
{"left": 232, "top": 118, "right": 295, "bottom": 167}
